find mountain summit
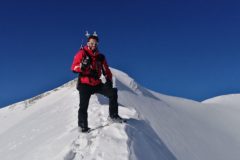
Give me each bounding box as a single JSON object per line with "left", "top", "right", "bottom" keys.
{"left": 0, "top": 68, "right": 240, "bottom": 160}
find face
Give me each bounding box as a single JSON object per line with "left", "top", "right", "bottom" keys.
{"left": 87, "top": 38, "right": 98, "bottom": 51}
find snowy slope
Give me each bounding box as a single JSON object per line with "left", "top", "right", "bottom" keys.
{"left": 0, "top": 80, "right": 136, "bottom": 160}
{"left": 112, "top": 68, "right": 240, "bottom": 160}
{"left": 0, "top": 68, "right": 240, "bottom": 160}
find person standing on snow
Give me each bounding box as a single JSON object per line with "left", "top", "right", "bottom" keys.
{"left": 71, "top": 34, "right": 124, "bottom": 132}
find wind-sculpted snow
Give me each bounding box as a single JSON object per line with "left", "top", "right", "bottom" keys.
{"left": 111, "top": 68, "right": 160, "bottom": 100}
{"left": 1, "top": 68, "right": 240, "bottom": 160}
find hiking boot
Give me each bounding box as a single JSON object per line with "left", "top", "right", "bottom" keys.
{"left": 108, "top": 115, "right": 125, "bottom": 123}
{"left": 79, "top": 127, "right": 91, "bottom": 133}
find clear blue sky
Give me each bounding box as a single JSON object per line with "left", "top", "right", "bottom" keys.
{"left": 1, "top": 0, "right": 240, "bottom": 107}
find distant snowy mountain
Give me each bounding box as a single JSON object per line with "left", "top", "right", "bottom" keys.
{"left": 0, "top": 68, "right": 240, "bottom": 160}
{"left": 203, "top": 93, "right": 240, "bottom": 106}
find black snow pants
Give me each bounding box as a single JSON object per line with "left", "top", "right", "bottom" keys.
{"left": 78, "top": 83, "right": 119, "bottom": 128}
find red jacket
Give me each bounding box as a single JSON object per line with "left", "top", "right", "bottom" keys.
{"left": 71, "top": 46, "right": 112, "bottom": 86}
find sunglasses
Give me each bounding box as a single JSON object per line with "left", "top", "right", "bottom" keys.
{"left": 87, "top": 42, "right": 98, "bottom": 46}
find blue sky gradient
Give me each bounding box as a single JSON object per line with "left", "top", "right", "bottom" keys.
{"left": 1, "top": 0, "right": 240, "bottom": 107}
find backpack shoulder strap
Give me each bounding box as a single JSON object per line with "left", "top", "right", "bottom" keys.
{"left": 97, "top": 53, "right": 106, "bottom": 76}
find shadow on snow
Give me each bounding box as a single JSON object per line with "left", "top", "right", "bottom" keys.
{"left": 125, "top": 118, "right": 177, "bottom": 160}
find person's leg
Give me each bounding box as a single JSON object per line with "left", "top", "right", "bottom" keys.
{"left": 96, "top": 84, "right": 119, "bottom": 117}
{"left": 78, "top": 84, "right": 92, "bottom": 129}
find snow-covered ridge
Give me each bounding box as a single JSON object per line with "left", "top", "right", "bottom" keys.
{"left": 6, "top": 79, "right": 77, "bottom": 111}
{"left": 202, "top": 93, "right": 240, "bottom": 105}
{"left": 1, "top": 68, "right": 240, "bottom": 160}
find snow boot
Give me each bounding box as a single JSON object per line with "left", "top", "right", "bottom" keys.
{"left": 79, "top": 127, "right": 91, "bottom": 133}
{"left": 108, "top": 115, "right": 126, "bottom": 123}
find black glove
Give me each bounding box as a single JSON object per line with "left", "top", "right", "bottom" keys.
{"left": 105, "top": 79, "right": 113, "bottom": 88}
{"left": 81, "top": 56, "right": 91, "bottom": 71}
{"left": 89, "top": 70, "right": 99, "bottom": 79}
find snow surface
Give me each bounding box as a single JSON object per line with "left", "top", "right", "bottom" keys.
{"left": 0, "top": 68, "right": 240, "bottom": 160}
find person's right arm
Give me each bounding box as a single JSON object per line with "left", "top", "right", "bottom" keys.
{"left": 71, "top": 50, "right": 84, "bottom": 73}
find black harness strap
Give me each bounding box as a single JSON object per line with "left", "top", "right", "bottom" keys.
{"left": 81, "top": 49, "right": 106, "bottom": 76}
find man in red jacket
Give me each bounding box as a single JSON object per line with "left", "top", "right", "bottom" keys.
{"left": 71, "top": 35, "right": 123, "bottom": 132}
